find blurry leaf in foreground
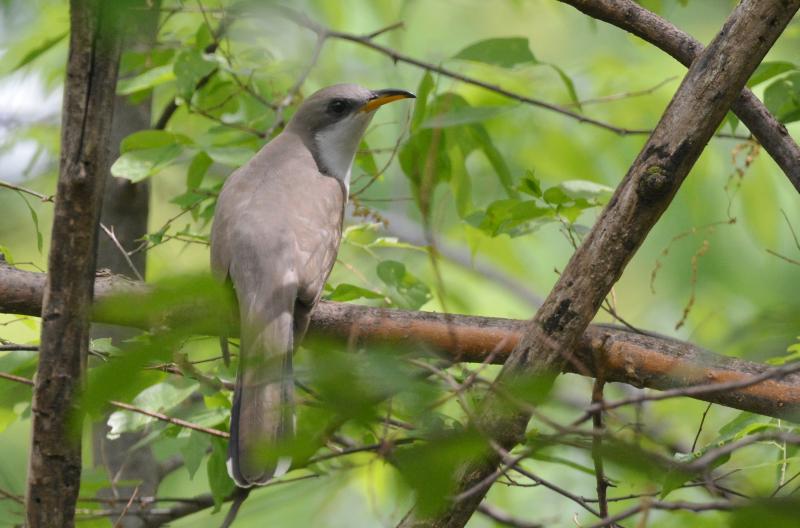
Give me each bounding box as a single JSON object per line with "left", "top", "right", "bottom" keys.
{"left": 747, "top": 61, "right": 796, "bottom": 87}
{"left": 106, "top": 380, "right": 199, "bottom": 439}
{"left": 376, "top": 260, "right": 432, "bottom": 309}
{"left": 393, "top": 429, "right": 487, "bottom": 517}
{"left": 11, "top": 31, "right": 67, "bottom": 71}
{"left": 207, "top": 436, "right": 235, "bottom": 511}
{"left": 731, "top": 498, "right": 800, "bottom": 527}
{"left": 325, "top": 283, "right": 385, "bottom": 302}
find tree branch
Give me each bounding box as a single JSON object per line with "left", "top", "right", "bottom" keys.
{"left": 558, "top": 0, "right": 800, "bottom": 194}
{"left": 396, "top": 1, "right": 800, "bottom": 526}
{"left": 1, "top": 261, "right": 799, "bottom": 422}
{"left": 275, "top": 6, "right": 747, "bottom": 140}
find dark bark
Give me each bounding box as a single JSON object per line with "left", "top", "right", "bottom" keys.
{"left": 398, "top": 1, "right": 800, "bottom": 526}
{"left": 2, "top": 261, "right": 799, "bottom": 422}
{"left": 558, "top": 0, "right": 800, "bottom": 194}
{"left": 90, "top": 3, "right": 160, "bottom": 527}
{"left": 25, "top": 1, "right": 124, "bottom": 526}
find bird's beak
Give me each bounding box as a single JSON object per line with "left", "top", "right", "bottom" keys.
{"left": 360, "top": 89, "right": 416, "bottom": 113}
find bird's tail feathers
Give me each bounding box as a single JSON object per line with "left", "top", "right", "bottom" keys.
{"left": 227, "top": 294, "right": 295, "bottom": 487}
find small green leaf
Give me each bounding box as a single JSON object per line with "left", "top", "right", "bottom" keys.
{"left": 121, "top": 130, "right": 191, "bottom": 152}
{"left": 548, "top": 63, "right": 582, "bottom": 109}
{"left": 376, "top": 260, "right": 432, "bottom": 309}
{"left": 557, "top": 180, "right": 614, "bottom": 202}
{"left": 453, "top": 37, "right": 538, "bottom": 68}
{"left": 117, "top": 64, "right": 175, "bottom": 95}
{"left": 12, "top": 31, "right": 67, "bottom": 71}
{"left": 420, "top": 105, "right": 512, "bottom": 129}
{"left": 174, "top": 49, "right": 217, "bottom": 99}
{"left": 207, "top": 437, "right": 235, "bottom": 511}
{"left": 411, "top": 72, "right": 435, "bottom": 132}
{"left": 111, "top": 144, "right": 184, "bottom": 182}
{"left": 325, "top": 283, "right": 385, "bottom": 302}
{"left": 15, "top": 192, "right": 43, "bottom": 253}
{"left": 542, "top": 186, "right": 571, "bottom": 205}
{"left": 518, "top": 170, "right": 542, "bottom": 197}
{"left": 748, "top": 61, "right": 796, "bottom": 87}
{"left": 187, "top": 151, "right": 213, "bottom": 189}
{"left": 181, "top": 430, "right": 209, "bottom": 480}
{"left": 206, "top": 146, "right": 256, "bottom": 167}
{"left": 764, "top": 73, "right": 800, "bottom": 124}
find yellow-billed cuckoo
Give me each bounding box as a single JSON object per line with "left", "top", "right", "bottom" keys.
{"left": 211, "top": 84, "right": 414, "bottom": 487}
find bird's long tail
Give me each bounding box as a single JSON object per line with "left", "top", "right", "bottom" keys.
{"left": 227, "top": 291, "right": 295, "bottom": 487}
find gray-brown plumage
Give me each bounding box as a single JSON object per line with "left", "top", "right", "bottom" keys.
{"left": 210, "top": 84, "right": 413, "bottom": 487}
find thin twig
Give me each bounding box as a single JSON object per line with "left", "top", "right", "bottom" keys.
{"left": 0, "top": 180, "right": 53, "bottom": 202}
{"left": 277, "top": 6, "right": 749, "bottom": 140}
{"left": 691, "top": 403, "right": 713, "bottom": 452}
{"left": 100, "top": 223, "right": 144, "bottom": 281}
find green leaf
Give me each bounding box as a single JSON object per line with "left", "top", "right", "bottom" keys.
{"left": 557, "top": 180, "right": 614, "bottom": 202}
{"left": 15, "top": 192, "right": 43, "bottom": 253}
{"left": 325, "top": 283, "right": 385, "bottom": 302}
{"left": 111, "top": 144, "right": 185, "bottom": 182}
{"left": 106, "top": 381, "right": 199, "bottom": 438}
{"left": 548, "top": 63, "right": 582, "bottom": 109}
{"left": 448, "top": 143, "right": 473, "bottom": 216}
{"left": 187, "top": 151, "right": 213, "bottom": 189}
{"left": 376, "top": 260, "right": 432, "bottom": 309}
{"left": 748, "top": 61, "right": 796, "bottom": 87}
{"left": 181, "top": 430, "right": 209, "bottom": 480}
{"left": 453, "top": 37, "right": 538, "bottom": 68}
{"left": 468, "top": 124, "right": 517, "bottom": 198}
{"left": 764, "top": 73, "right": 800, "bottom": 124}
{"left": 207, "top": 437, "right": 235, "bottom": 511}
{"left": 420, "top": 105, "right": 512, "bottom": 128}
{"left": 12, "top": 31, "right": 67, "bottom": 71}
{"left": 518, "top": 170, "right": 542, "bottom": 197}
{"left": 411, "top": 72, "right": 435, "bottom": 132}
{"left": 174, "top": 49, "right": 217, "bottom": 99}
{"left": 121, "top": 130, "right": 191, "bottom": 152}
{"left": 206, "top": 146, "right": 256, "bottom": 167}
{"left": 117, "top": 64, "right": 175, "bottom": 95}
{"left": 542, "top": 186, "right": 571, "bottom": 205}
{"left": 467, "top": 198, "right": 553, "bottom": 237}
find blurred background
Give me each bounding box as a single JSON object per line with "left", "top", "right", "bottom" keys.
{"left": 1, "top": 0, "right": 799, "bottom": 526}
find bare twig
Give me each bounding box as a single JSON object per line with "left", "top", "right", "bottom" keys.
{"left": 100, "top": 223, "right": 144, "bottom": 281}
{"left": 0, "top": 180, "right": 53, "bottom": 202}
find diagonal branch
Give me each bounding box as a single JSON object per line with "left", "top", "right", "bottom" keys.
{"left": 558, "top": 0, "right": 800, "bottom": 194}
{"left": 396, "top": 1, "right": 800, "bottom": 526}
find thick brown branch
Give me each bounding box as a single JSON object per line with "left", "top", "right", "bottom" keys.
{"left": 558, "top": 0, "right": 800, "bottom": 194}
{"left": 1, "top": 262, "right": 799, "bottom": 422}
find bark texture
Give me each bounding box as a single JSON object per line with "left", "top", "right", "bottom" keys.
{"left": 398, "top": 1, "right": 800, "bottom": 526}
{"left": 559, "top": 0, "right": 800, "bottom": 193}
{"left": 25, "top": 1, "right": 123, "bottom": 526}
{"left": 90, "top": 4, "right": 160, "bottom": 526}
{"left": 2, "top": 262, "right": 799, "bottom": 422}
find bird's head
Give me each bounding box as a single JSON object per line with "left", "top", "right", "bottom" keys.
{"left": 286, "top": 83, "right": 415, "bottom": 187}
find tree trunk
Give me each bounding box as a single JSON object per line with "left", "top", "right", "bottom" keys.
{"left": 25, "top": 1, "right": 123, "bottom": 526}
{"left": 89, "top": 3, "right": 160, "bottom": 526}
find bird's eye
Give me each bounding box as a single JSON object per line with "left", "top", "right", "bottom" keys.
{"left": 328, "top": 99, "right": 348, "bottom": 115}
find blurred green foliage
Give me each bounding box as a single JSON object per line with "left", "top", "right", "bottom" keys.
{"left": 0, "top": 0, "right": 799, "bottom": 526}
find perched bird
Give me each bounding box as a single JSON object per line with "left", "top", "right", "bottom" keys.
{"left": 210, "top": 84, "right": 414, "bottom": 487}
